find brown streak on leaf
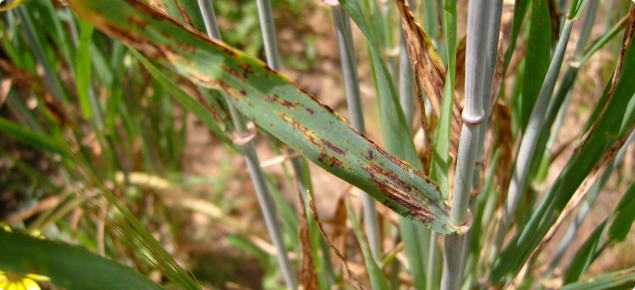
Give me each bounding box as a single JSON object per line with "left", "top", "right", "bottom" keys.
{"left": 546, "top": 0, "right": 560, "bottom": 42}
{"left": 307, "top": 194, "right": 367, "bottom": 290}
{"left": 172, "top": 0, "right": 194, "bottom": 28}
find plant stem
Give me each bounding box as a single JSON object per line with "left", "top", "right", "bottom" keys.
{"left": 331, "top": 4, "right": 382, "bottom": 261}
{"left": 442, "top": 0, "right": 491, "bottom": 288}
{"left": 462, "top": 0, "right": 503, "bottom": 280}
{"left": 489, "top": 19, "right": 574, "bottom": 267}
{"left": 197, "top": 2, "right": 298, "bottom": 289}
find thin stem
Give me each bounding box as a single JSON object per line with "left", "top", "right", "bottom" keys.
{"left": 255, "top": 0, "right": 280, "bottom": 71}
{"left": 490, "top": 19, "right": 574, "bottom": 266}
{"left": 197, "top": 1, "right": 298, "bottom": 289}
{"left": 331, "top": 4, "right": 382, "bottom": 261}
{"left": 463, "top": 0, "right": 504, "bottom": 278}
{"left": 442, "top": 0, "right": 491, "bottom": 288}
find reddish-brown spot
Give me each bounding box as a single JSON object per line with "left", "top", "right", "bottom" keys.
{"left": 305, "top": 108, "right": 314, "bottom": 115}
{"left": 127, "top": 16, "right": 148, "bottom": 29}
{"left": 176, "top": 42, "right": 196, "bottom": 53}
{"left": 318, "top": 152, "right": 345, "bottom": 169}
{"left": 321, "top": 139, "right": 345, "bottom": 156}
{"left": 161, "top": 31, "right": 171, "bottom": 38}
{"left": 265, "top": 94, "right": 297, "bottom": 110}
{"left": 220, "top": 46, "right": 239, "bottom": 58}
{"left": 222, "top": 66, "right": 245, "bottom": 82}
{"left": 239, "top": 63, "right": 254, "bottom": 80}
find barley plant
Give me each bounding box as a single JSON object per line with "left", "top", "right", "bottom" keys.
{"left": 1, "top": 0, "right": 635, "bottom": 288}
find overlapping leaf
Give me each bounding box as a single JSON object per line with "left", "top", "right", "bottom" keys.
{"left": 65, "top": 0, "right": 462, "bottom": 234}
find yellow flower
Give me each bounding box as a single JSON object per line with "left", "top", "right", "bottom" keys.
{"left": 0, "top": 271, "right": 49, "bottom": 290}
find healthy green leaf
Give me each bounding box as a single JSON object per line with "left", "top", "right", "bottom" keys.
{"left": 66, "top": 0, "right": 460, "bottom": 234}
{"left": 520, "top": 0, "right": 551, "bottom": 132}
{"left": 561, "top": 266, "right": 635, "bottom": 290}
{"left": 0, "top": 229, "right": 165, "bottom": 290}
{"left": 0, "top": 117, "right": 69, "bottom": 158}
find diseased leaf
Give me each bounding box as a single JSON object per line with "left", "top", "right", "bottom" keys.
{"left": 66, "top": 0, "right": 461, "bottom": 234}
{"left": 395, "top": 0, "right": 463, "bottom": 157}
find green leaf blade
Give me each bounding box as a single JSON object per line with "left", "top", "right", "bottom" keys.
{"left": 0, "top": 230, "right": 165, "bottom": 290}
{"left": 66, "top": 0, "right": 459, "bottom": 234}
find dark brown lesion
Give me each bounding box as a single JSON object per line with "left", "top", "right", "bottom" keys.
{"left": 265, "top": 94, "right": 298, "bottom": 110}
{"left": 176, "top": 42, "right": 196, "bottom": 53}
{"left": 318, "top": 152, "right": 345, "bottom": 169}
{"left": 127, "top": 16, "right": 148, "bottom": 29}
{"left": 221, "top": 66, "right": 246, "bottom": 82}
{"left": 321, "top": 139, "right": 346, "bottom": 156}
{"left": 172, "top": 0, "right": 194, "bottom": 28}
{"left": 239, "top": 63, "right": 254, "bottom": 80}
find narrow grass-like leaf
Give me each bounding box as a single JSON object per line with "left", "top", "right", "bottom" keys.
{"left": 0, "top": 117, "right": 68, "bottom": 158}
{"left": 493, "top": 7, "right": 635, "bottom": 283}
{"left": 65, "top": 0, "right": 459, "bottom": 233}
{"left": 561, "top": 267, "right": 635, "bottom": 290}
{"left": 519, "top": 0, "right": 551, "bottom": 132}
{"left": 347, "top": 201, "right": 390, "bottom": 290}
{"left": 503, "top": 0, "right": 530, "bottom": 70}
{"left": 76, "top": 19, "right": 95, "bottom": 120}
{"left": 563, "top": 180, "right": 635, "bottom": 284}
{"left": 0, "top": 230, "right": 165, "bottom": 290}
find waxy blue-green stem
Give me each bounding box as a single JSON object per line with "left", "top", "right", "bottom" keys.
{"left": 441, "top": 0, "right": 490, "bottom": 288}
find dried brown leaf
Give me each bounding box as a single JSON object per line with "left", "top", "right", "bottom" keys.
{"left": 308, "top": 194, "right": 367, "bottom": 290}
{"left": 395, "top": 0, "right": 463, "bottom": 158}
{"left": 495, "top": 102, "right": 513, "bottom": 206}
{"left": 297, "top": 191, "right": 317, "bottom": 290}
{"left": 0, "top": 78, "right": 11, "bottom": 109}
{"left": 455, "top": 37, "right": 467, "bottom": 97}
{"left": 0, "top": 59, "right": 74, "bottom": 127}
{"left": 489, "top": 33, "right": 505, "bottom": 116}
